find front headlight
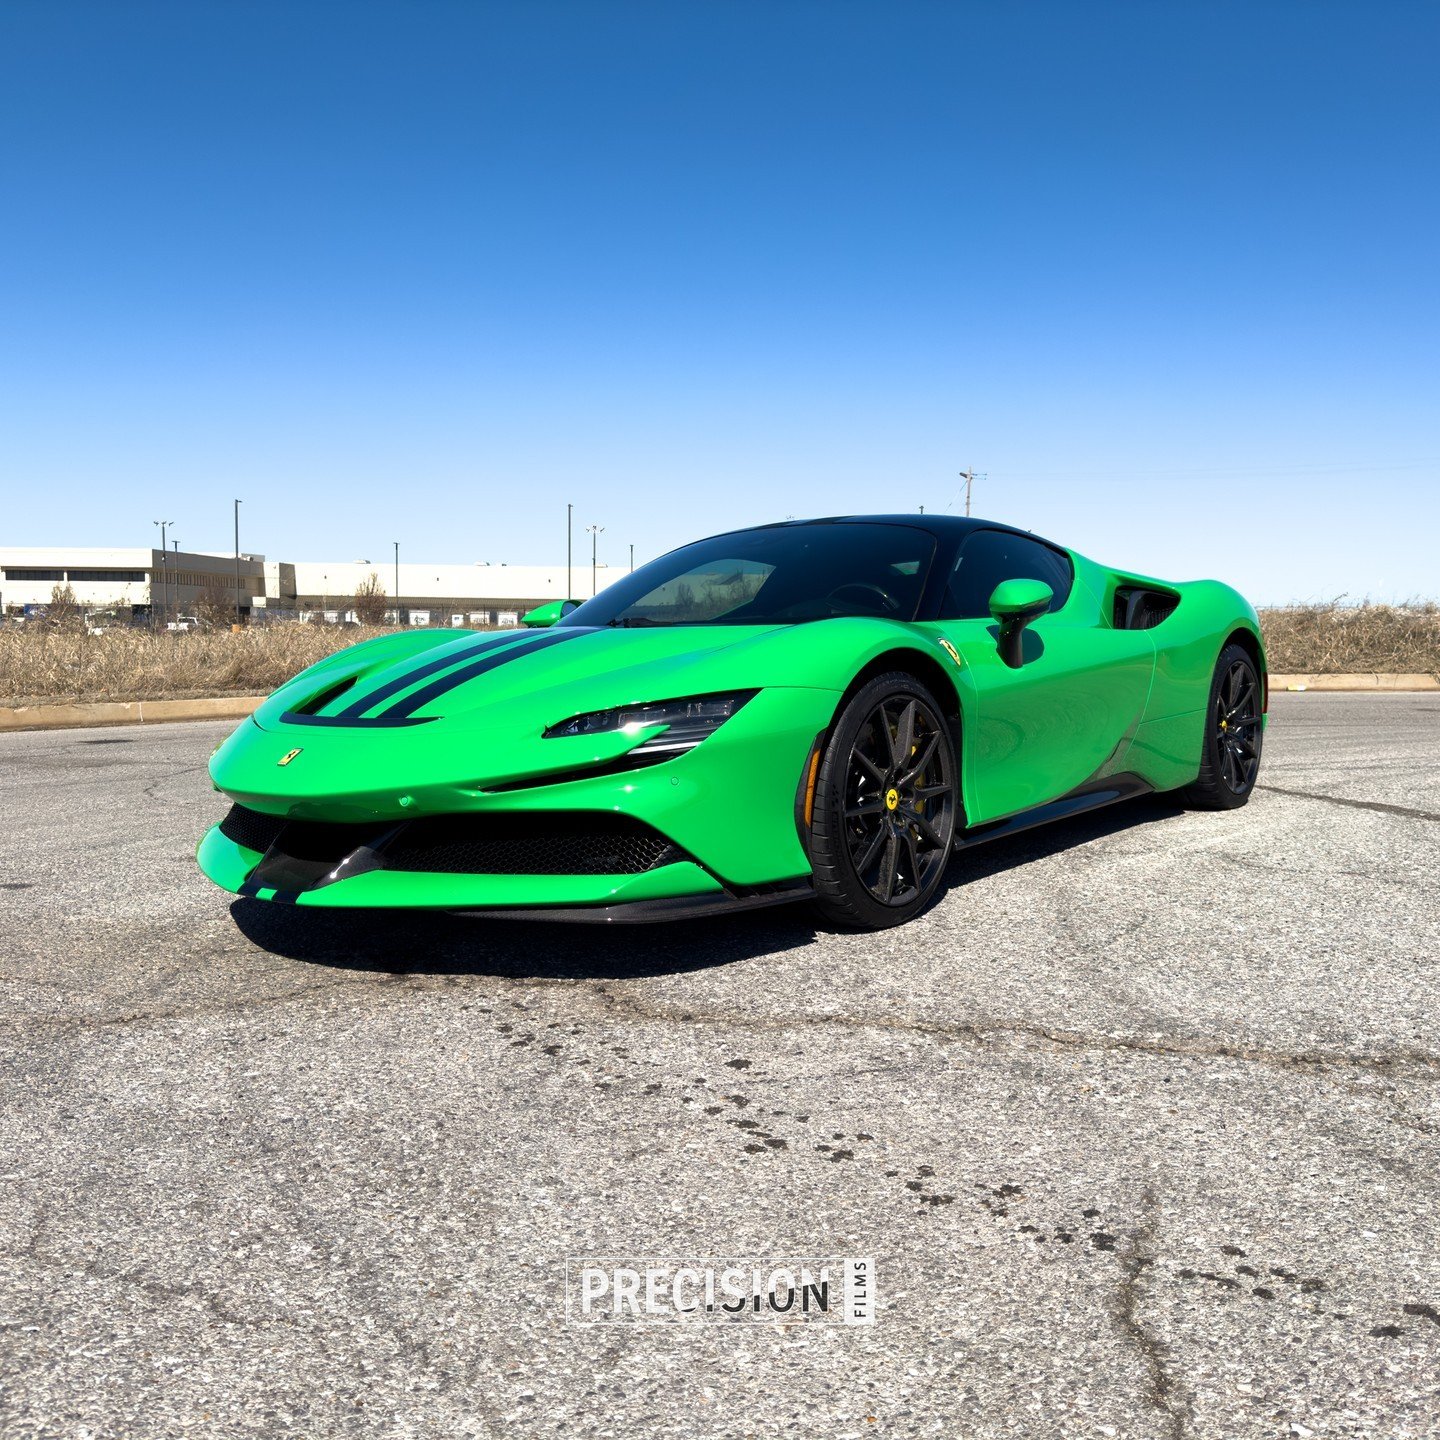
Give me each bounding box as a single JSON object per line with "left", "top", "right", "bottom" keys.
{"left": 543, "top": 690, "right": 756, "bottom": 755}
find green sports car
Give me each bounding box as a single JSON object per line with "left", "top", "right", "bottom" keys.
{"left": 199, "top": 515, "right": 1267, "bottom": 930}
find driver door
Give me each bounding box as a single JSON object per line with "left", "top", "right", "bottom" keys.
{"left": 927, "top": 530, "right": 1155, "bottom": 824}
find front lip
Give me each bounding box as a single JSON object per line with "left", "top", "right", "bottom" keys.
{"left": 198, "top": 812, "right": 816, "bottom": 919}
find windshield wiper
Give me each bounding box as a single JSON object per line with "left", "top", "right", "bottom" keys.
{"left": 606, "top": 616, "right": 668, "bottom": 628}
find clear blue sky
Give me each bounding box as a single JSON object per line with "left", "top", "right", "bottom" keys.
{"left": 2, "top": 1, "right": 1436, "bottom": 603}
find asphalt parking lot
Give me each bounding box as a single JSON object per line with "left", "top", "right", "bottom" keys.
{"left": 1, "top": 692, "right": 1437, "bottom": 1439}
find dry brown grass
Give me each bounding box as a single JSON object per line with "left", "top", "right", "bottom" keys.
{"left": 1258, "top": 601, "right": 1440, "bottom": 675}
{"left": 1, "top": 603, "right": 1435, "bottom": 706}
{"left": 0, "top": 624, "right": 393, "bottom": 707}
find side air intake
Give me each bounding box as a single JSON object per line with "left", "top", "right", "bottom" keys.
{"left": 1113, "top": 586, "right": 1180, "bottom": 631}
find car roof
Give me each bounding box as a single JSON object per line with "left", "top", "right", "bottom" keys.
{"left": 747, "top": 513, "right": 1047, "bottom": 544}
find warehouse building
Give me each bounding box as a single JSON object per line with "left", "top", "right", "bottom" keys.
{"left": 0, "top": 547, "right": 618, "bottom": 626}
{"left": 0, "top": 546, "right": 266, "bottom": 622}
{"left": 282, "top": 560, "right": 617, "bottom": 626}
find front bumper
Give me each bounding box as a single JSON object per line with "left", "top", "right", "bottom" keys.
{"left": 198, "top": 817, "right": 813, "bottom": 920}
{"left": 199, "top": 684, "right": 839, "bottom": 914}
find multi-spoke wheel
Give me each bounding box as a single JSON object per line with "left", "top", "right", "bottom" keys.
{"left": 809, "top": 672, "right": 958, "bottom": 930}
{"left": 1182, "top": 642, "right": 1264, "bottom": 809}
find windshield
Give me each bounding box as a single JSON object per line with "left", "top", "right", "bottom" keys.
{"left": 562, "top": 523, "right": 937, "bottom": 628}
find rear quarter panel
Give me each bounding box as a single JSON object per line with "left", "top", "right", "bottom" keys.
{"left": 1127, "top": 577, "right": 1265, "bottom": 791}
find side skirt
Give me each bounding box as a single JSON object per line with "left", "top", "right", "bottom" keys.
{"left": 954, "top": 774, "right": 1155, "bottom": 851}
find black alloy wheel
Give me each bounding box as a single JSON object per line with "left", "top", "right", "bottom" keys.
{"left": 1215, "top": 657, "right": 1262, "bottom": 793}
{"left": 810, "top": 672, "right": 958, "bottom": 930}
{"left": 1182, "top": 642, "right": 1264, "bottom": 809}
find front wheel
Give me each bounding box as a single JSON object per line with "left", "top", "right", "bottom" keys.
{"left": 1181, "top": 643, "right": 1264, "bottom": 809}
{"left": 809, "top": 672, "right": 958, "bottom": 930}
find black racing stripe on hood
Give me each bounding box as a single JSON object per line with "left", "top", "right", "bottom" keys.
{"left": 378, "top": 628, "right": 593, "bottom": 719}
{"left": 335, "top": 630, "right": 536, "bottom": 719}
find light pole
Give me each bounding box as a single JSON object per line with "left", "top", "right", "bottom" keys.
{"left": 629, "top": 543, "right": 634, "bottom": 573}
{"left": 586, "top": 524, "right": 604, "bottom": 597}
{"left": 152, "top": 520, "right": 172, "bottom": 627}
{"left": 322, "top": 574, "right": 328, "bottom": 621}
{"left": 958, "top": 468, "right": 977, "bottom": 517}
{"left": 566, "top": 503, "right": 573, "bottom": 601}
{"left": 394, "top": 541, "right": 400, "bottom": 626}
{"left": 233, "top": 499, "right": 243, "bottom": 625}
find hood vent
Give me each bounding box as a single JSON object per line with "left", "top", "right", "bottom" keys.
{"left": 291, "top": 674, "right": 358, "bottom": 715}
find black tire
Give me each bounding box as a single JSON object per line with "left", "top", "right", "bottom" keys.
{"left": 1181, "top": 643, "right": 1264, "bottom": 810}
{"left": 810, "top": 672, "right": 959, "bottom": 930}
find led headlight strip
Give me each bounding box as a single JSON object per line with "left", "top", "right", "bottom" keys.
{"left": 543, "top": 691, "right": 756, "bottom": 755}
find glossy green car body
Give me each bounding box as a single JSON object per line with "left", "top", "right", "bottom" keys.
{"left": 199, "top": 515, "right": 1266, "bottom": 920}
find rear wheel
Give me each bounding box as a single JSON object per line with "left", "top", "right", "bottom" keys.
{"left": 809, "top": 672, "right": 958, "bottom": 930}
{"left": 1181, "top": 643, "right": 1263, "bottom": 809}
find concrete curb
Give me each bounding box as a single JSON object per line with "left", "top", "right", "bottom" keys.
{"left": 1270, "top": 673, "right": 1438, "bottom": 692}
{"left": 1, "top": 673, "right": 1436, "bottom": 732}
{"left": 0, "top": 695, "right": 265, "bottom": 732}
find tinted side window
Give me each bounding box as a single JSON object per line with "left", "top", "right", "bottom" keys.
{"left": 941, "top": 531, "right": 1074, "bottom": 619}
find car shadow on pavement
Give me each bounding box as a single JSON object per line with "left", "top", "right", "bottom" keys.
{"left": 228, "top": 896, "right": 821, "bottom": 980}
{"left": 229, "top": 794, "right": 1186, "bottom": 979}
{"left": 943, "top": 793, "right": 1188, "bottom": 887}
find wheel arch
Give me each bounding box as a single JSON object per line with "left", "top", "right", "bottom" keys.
{"left": 1221, "top": 624, "right": 1268, "bottom": 709}
{"left": 838, "top": 647, "right": 963, "bottom": 729}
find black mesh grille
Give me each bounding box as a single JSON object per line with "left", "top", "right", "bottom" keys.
{"left": 219, "top": 804, "right": 687, "bottom": 878}
{"left": 218, "top": 803, "right": 288, "bottom": 854}
{"left": 383, "top": 813, "right": 685, "bottom": 875}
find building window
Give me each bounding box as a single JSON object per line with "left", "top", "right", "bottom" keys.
{"left": 66, "top": 569, "right": 148, "bottom": 583}
{"left": 3, "top": 568, "right": 66, "bottom": 581}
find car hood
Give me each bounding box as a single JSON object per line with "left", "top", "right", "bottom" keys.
{"left": 217, "top": 616, "right": 939, "bottom": 815}
{"left": 251, "top": 623, "right": 824, "bottom": 735}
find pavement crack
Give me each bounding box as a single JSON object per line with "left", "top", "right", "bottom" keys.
{"left": 3, "top": 974, "right": 423, "bottom": 1031}
{"left": 1257, "top": 783, "right": 1440, "bottom": 823}
{"left": 1385, "top": 1099, "right": 1440, "bottom": 1136}
{"left": 20, "top": 970, "right": 1440, "bottom": 1085}
{"left": 585, "top": 985, "right": 1440, "bottom": 1078}
{"left": 3, "top": 1237, "right": 269, "bottom": 1332}
{"left": 141, "top": 762, "right": 208, "bottom": 805}
{"left": 1113, "top": 1188, "right": 1191, "bottom": 1440}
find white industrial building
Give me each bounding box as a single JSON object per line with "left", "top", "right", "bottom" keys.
{"left": 287, "top": 560, "right": 617, "bottom": 626}
{"left": 0, "top": 547, "right": 266, "bottom": 620}
{"left": 0, "top": 547, "right": 619, "bottom": 626}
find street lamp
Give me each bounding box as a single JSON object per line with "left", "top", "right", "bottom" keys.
{"left": 233, "top": 498, "right": 243, "bottom": 625}
{"left": 586, "top": 524, "right": 604, "bottom": 597}
{"left": 629, "top": 543, "right": 634, "bottom": 573}
{"left": 152, "top": 520, "right": 172, "bottom": 627}
{"left": 394, "top": 541, "right": 400, "bottom": 626}
{"left": 566, "top": 503, "right": 573, "bottom": 602}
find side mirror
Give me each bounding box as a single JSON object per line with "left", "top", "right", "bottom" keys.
{"left": 988, "top": 578, "right": 1053, "bottom": 668}
{"left": 520, "top": 598, "right": 578, "bottom": 629}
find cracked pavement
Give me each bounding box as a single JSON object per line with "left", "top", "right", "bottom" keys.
{"left": 1, "top": 693, "right": 1437, "bottom": 1438}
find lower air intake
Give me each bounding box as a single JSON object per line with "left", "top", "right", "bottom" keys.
{"left": 383, "top": 813, "right": 685, "bottom": 875}
{"left": 217, "top": 803, "right": 687, "bottom": 877}
{"left": 218, "top": 803, "right": 288, "bottom": 854}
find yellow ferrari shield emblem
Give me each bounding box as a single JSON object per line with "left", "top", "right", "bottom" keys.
{"left": 277, "top": 748, "right": 302, "bottom": 767}
{"left": 938, "top": 637, "right": 962, "bottom": 666}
